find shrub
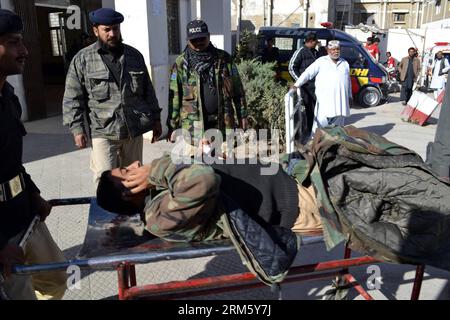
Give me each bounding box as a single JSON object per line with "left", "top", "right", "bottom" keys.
{"left": 237, "top": 59, "right": 287, "bottom": 146}
{"left": 234, "top": 30, "right": 258, "bottom": 63}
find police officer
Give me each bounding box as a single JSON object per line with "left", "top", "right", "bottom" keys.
{"left": 288, "top": 32, "right": 319, "bottom": 138}
{"left": 168, "top": 20, "right": 248, "bottom": 147}
{"left": 0, "top": 9, "right": 67, "bottom": 300}
{"left": 63, "top": 8, "right": 162, "bottom": 186}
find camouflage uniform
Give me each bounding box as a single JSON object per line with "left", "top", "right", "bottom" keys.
{"left": 144, "top": 154, "right": 226, "bottom": 242}
{"left": 168, "top": 49, "right": 248, "bottom": 142}
{"left": 63, "top": 42, "right": 161, "bottom": 140}
{"left": 144, "top": 154, "right": 298, "bottom": 285}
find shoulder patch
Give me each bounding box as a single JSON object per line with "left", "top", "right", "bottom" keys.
{"left": 231, "top": 65, "right": 239, "bottom": 76}
{"left": 171, "top": 72, "right": 177, "bottom": 81}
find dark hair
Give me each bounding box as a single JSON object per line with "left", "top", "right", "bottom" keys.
{"left": 408, "top": 47, "right": 416, "bottom": 52}
{"left": 367, "top": 37, "right": 373, "bottom": 42}
{"left": 97, "top": 171, "right": 138, "bottom": 216}
{"left": 305, "top": 32, "right": 318, "bottom": 42}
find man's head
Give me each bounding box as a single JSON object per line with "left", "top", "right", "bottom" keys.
{"left": 266, "top": 37, "right": 275, "bottom": 48}
{"left": 436, "top": 51, "right": 444, "bottom": 60}
{"left": 0, "top": 10, "right": 28, "bottom": 78}
{"left": 386, "top": 51, "right": 391, "bottom": 58}
{"left": 327, "top": 40, "right": 341, "bottom": 60}
{"left": 97, "top": 161, "right": 149, "bottom": 215}
{"left": 89, "top": 8, "right": 124, "bottom": 50}
{"left": 408, "top": 47, "right": 417, "bottom": 58}
{"left": 186, "top": 20, "right": 210, "bottom": 52}
{"left": 366, "top": 37, "right": 373, "bottom": 45}
{"left": 304, "top": 32, "right": 318, "bottom": 49}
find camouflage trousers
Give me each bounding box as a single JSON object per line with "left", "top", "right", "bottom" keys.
{"left": 144, "top": 162, "right": 227, "bottom": 242}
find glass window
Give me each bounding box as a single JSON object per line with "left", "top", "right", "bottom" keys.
{"left": 393, "top": 13, "right": 406, "bottom": 23}
{"left": 48, "top": 12, "right": 65, "bottom": 57}
{"left": 341, "top": 46, "right": 367, "bottom": 67}
{"left": 167, "top": 0, "right": 181, "bottom": 55}
{"left": 275, "top": 37, "right": 294, "bottom": 52}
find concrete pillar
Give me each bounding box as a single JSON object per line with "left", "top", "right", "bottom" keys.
{"left": 200, "top": 0, "right": 231, "bottom": 53}
{"left": 178, "top": 0, "right": 190, "bottom": 52}
{"left": 0, "top": 0, "right": 28, "bottom": 121}
{"left": 115, "top": 0, "right": 170, "bottom": 134}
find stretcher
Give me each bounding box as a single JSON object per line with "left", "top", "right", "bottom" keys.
{"left": 11, "top": 198, "right": 426, "bottom": 300}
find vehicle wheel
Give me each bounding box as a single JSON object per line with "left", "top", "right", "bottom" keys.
{"left": 359, "top": 86, "right": 381, "bottom": 108}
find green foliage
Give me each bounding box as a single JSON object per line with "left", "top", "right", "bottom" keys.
{"left": 234, "top": 30, "right": 258, "bottom": 63}
{"left": 237, "top": 59, "right": 287, "bottom": 145}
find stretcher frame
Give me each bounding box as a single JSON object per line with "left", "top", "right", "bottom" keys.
{"left": 12, "top": 198, "right": 426, "bottom": 301}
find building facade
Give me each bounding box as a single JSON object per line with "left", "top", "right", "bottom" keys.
{"left": 231, "top": 0, "right": 335, "bottom": 32}
{"left": 336, "top": 0, "right": 450, "bottom": 30}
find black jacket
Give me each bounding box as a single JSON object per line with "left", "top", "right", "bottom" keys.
{"left": 212, "top": 161, "right": 299, "bottom": 229}
{"left": 0, "top": 83, "right": 40, "bottom": 249}
{"left": 430, "top": 78, "right": 450, "bottom": 179}
{"left": 289, "top": 47, "right": 318, "bottom": 87}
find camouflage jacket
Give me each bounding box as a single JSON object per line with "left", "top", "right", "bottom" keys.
{"left": 291, "top": 126, "right": 450, "bottom": 271}
{"left": 168, "top": 48, "right": 248, "bottom": 138}
{"left": 63, "top": 42, "right": 161, "bottom": 140}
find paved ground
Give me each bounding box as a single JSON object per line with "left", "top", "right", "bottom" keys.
{"left": 22, "top": 93, "right": 450, "bottom": 300}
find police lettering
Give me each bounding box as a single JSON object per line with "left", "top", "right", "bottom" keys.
{"left": 189, "top": 27, "right": 203, "bottom": 34}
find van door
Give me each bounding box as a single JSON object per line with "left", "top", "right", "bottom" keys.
{"left": 272, "top": 37, "right": 296, "bottom": 83}
{"left": 340, "top": 44, "right": 385, "bottom": 107}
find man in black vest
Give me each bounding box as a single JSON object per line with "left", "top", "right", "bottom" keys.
{"left": 288, "top": 32, "right": 319, "bottom": 138}
{"left": 0, "top": 9, "right": 67, "bottom": 300}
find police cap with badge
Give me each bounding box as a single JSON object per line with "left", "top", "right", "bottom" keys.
{"left": 186, "top": 20, "right": 210, "bottom": 40}
{"left": 0, "top": 9, "right": 23, "bottom": 36}
{"left": 89, "top": 8, "right": 124, "bottom": 25}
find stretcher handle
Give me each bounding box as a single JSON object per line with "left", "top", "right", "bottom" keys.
{"left": 48, "top": 197, "right": 93, "bottom": 207}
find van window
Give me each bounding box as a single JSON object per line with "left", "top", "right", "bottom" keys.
{"left": 341, "top": 46, "right": 367, "bottom": 67}
{"left": 274, "top": 37, "right": 294, "bottom": 54}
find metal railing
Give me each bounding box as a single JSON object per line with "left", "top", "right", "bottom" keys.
{"left": 285, "top": 89, "right": 302, "bottom": 155}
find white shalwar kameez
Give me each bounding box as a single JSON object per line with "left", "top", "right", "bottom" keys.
{"left": 430, "top": 58, "right": 450, "bottom": 99}
{"left": 295, "top": 55, "right": 352, "bottom": 135}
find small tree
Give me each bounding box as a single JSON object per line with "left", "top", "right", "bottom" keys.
{"left": 237, "top": 59, "right": 286, "bottom": 146}
{"left": 234, "top": 30, "right": 258, "bottom": 63}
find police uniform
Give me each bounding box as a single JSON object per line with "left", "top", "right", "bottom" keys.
{"left": 168, "top": 20, "right": 248, "bottom": 147}
{"left": 0, "top": 9, "right": 66, "bottom": 300}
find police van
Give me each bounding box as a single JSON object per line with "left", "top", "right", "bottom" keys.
{"left": 257, "top": 26, "right": 389, "bottom": 108}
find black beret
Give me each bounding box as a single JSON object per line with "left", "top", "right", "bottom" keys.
{"left": 0, "top": 9, "right": 23, "bottom": 36}
{"left": 89, "top": 8, "right": 124, "bottom": 26}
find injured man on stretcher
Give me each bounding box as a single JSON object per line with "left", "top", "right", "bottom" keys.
{"left": 96, "top": 126, "right": 450, "bottom": 283}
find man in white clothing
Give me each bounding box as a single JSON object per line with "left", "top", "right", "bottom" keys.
{"left": 292, "top": 40, "right": 352, "bottom": 137}
{"left": 429, "top": 51, "right": 450, "bottom": 100}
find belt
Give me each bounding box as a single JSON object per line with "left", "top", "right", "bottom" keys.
{"left": 0, "top": 173, "right": 25, "bottom": 203}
